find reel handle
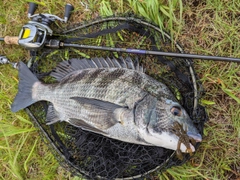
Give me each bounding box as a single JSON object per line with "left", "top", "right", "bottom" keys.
{"left": 4, "top": 36, "right": 19, "bottom": 45}
{"left": 64, "top": 4, "right": 74, "bottom": 22}
{"left": 28, "top": 2, "right": 38, "bottom": 17}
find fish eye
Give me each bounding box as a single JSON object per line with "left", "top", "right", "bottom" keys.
{"left": 171, "top": 106, "right": 182, "bottom": 116}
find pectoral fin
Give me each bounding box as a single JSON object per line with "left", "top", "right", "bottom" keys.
{"left": 70, "top": 97, "right": 125, "bottom": 111}
{"left": 70, "top": 97, "right": 128, "bottom": 128}
{"left": 68, "top": 118, "right": 107, "bottom": 135}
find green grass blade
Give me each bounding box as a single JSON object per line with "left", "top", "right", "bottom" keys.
{"left": 200, "top": 99, "right": 216, "bottom": 105}
{"left": 24, "top": 137, "right": 39, "bottom": 172}
{"left": 16, "top": 115, "right": 33, "bottom": 125}
{"left": 221, "top": 88, "right": 240, "bottom": 104}
{"left": 0, "top": 124, "right": 36, "bottom": 138}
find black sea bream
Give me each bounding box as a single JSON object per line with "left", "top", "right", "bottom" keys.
{"left": 11, "top": 57, "right": 202, "bottom": 152}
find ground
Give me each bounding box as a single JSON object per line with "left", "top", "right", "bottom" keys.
{"left": 0, "top": 0, "right": 239, "bottom": 179}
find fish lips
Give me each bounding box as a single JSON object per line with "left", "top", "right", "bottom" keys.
{"left": 187, "top": 132, "right": 202, "bottom": 143}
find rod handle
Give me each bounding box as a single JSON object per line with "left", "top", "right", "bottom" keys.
{"left": 4, "top": 36, "right": 19, "bottom": 45}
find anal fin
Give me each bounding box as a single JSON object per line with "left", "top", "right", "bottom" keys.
{"left": 46, "top": 103, "right": 60, "bottom": 125}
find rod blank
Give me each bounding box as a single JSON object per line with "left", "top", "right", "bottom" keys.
{"left": 62, "top": 43, "right": 240, "bottom": 63}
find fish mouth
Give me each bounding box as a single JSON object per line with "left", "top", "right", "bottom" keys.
{"left": 179, "top": 132, "right": 202, "bottom": 153}
{"left": 187, "top": 132, "right": 202, "bottom": 143}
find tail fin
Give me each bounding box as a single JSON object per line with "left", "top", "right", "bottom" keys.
{"left": 11, "top": 61, "right": 39, "bottom": 112}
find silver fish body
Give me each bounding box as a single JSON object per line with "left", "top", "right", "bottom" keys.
{"left": 11, "top": 57, "right": 202, "bottom": 152}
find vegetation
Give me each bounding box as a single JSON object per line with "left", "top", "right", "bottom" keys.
{"left": 0, "top": 0, "right": 239, "bottom": 179}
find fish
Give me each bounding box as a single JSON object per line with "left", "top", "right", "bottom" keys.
{"left": 11, "top": 57, "right": 202, "bottom": 153}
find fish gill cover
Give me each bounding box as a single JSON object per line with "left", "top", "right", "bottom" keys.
{"left": 25, "top": 16, "right": 208, "bottom": 179}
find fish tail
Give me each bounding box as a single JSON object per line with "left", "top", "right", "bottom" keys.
{"left": 11, "top": 62, "right": 39, "bottom": 112}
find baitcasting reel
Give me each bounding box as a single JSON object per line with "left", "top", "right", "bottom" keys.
{"left": 18, "top": 2, "right": 74, "bottom": 50}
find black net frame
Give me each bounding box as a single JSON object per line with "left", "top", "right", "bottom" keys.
{"left": 25, "top": 15, "right": 208, "bottom": 179}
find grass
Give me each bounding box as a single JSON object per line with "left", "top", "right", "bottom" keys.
{"left": 0, "top": 0, "right": 239, "bottom": 179}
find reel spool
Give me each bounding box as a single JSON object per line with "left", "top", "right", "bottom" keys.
{"left": 26, "top": 16, "right": 208, "bottom": 179}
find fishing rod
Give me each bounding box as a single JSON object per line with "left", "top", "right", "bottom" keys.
{"left": 0, "top": 2, "right": 240, "bottom": 63}
{"left": 3, "top": 36, "right": 240, "bottom": 63}
{"left": 61, "top": 43, "right": 240, "bottom": 63}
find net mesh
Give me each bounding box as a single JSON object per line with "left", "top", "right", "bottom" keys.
{"left": 26, "top": 15, "right": 207, "bottom": 179}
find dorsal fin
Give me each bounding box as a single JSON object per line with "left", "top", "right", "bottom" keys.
{"left": 50, "top": 57, "right": 144, "bottom": 82}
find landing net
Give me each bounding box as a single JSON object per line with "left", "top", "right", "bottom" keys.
{"left": 26, "top": 16, "right": 207, "bottom": 179}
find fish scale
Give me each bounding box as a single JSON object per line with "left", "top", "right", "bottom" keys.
{"left": 59, "top": 69, "right": 144, "bottom": 106}
{"left": 11, "top": 57, "right": 202, "bottom": 152}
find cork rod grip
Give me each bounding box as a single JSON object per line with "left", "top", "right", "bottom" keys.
{"left": 4, "top": 36, "right": 19, "bottom": 45}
